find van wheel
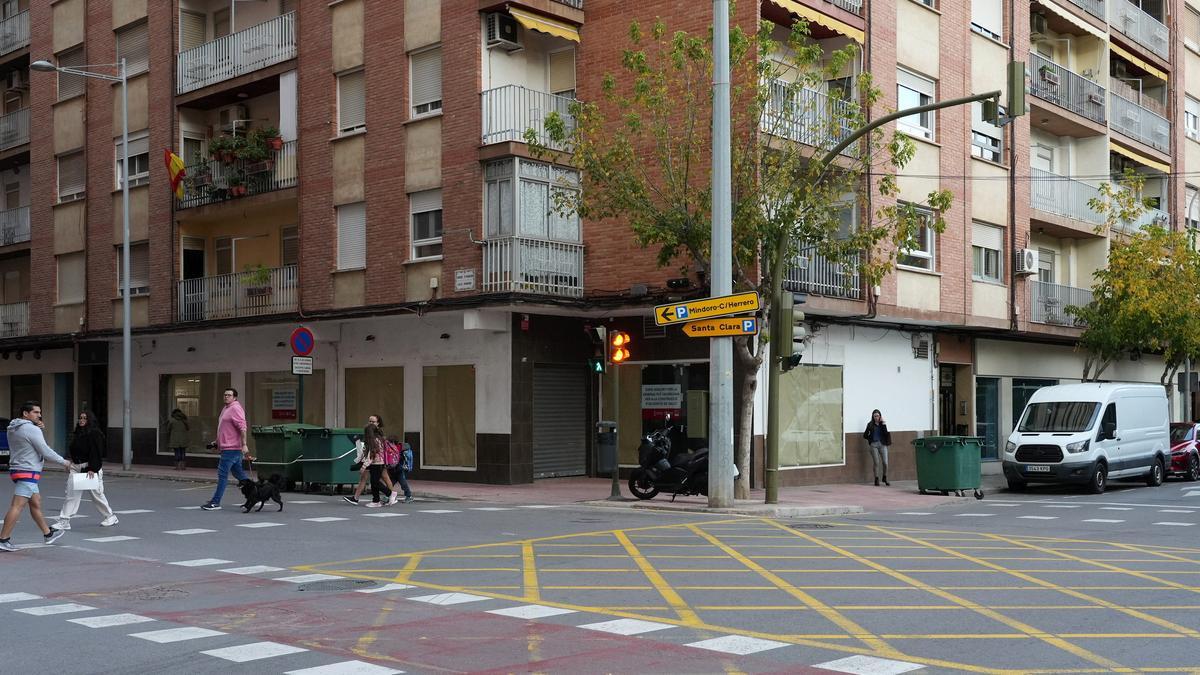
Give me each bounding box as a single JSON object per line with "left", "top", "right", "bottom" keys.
{"left": 1187, "top": 454, "right": 1200, "bottom": 482}
{"left": 1146, "top": 458, "right": 1164, "bottom": 487}
{"left": 1088, "top": 464, "right": 1107, "bottom": 494}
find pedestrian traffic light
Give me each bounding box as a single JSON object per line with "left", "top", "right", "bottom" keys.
{"left": 774, "top": 290, "right": 806, "bottom": 373}
{"left": 588, "top": 357, "right": 605, "bottom": 373}
{"left": 609, "top": 330, "right": 631, "bottom": 364}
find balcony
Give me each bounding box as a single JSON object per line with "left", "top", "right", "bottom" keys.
{"left": 1030, "top": 168, "right": 1104, "bottom": 226}
{"left": 481, "top": 85, "right": 575, "bottom": 151}
{"left": 1109, "top": 92, "right": 1169, "bottom": 153}
{"left": 1109, "top": 0, "right": 1169, "bottom": 60}
{"left": 828, "top": 0, "right": 863, "bottom": 14}
{"left": 1118, "top": 204, "right": 1169, "bottom": 232}
{"left": 176, "top": 12, "right": 296, "bottom": 95}
{"left": 0, "top": 10, "right": 29, "bottom": 56}
{"left": 0, "top": 107, "right": 28, "bottom": 151}
{"left": 784, "top": 246, "right": 861, "bottom": 299}
{"left": 1028, "top": 52, "right": 1105, "bottom": 124}
{"left": 1029, "top": 280, "right": 1092, "bottom": 327}
{"left": 0, "top": 301, "right": 27, "bottom": 338}
{"left": 0, "top": 205, "right": 29, "bottom": 245}
{"left": 762, "top": 80, "right": 855, "bottom": 154}
{"left": 1063, "top": 0, "right": 1104, "bottom": 20}
{"left": 178, "top": 140, "right": 297, "bottom": 210}
{"left": 552, "top": 0, "right": 583, "bottom": 7}
{"left": 481, "top": 236, "right": 584, "bottom": 298}
{"left": 177, "top": 264, "right": 297, "bottom": 322}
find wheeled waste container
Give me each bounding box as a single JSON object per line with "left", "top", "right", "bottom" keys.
{"left": 912, "top": 436, "right": 985, "bottom": 499}
{"left": 298, "top": 427, "right": 363, "bottom": 493}
{"left": 250, "top": 424, "right": 321, "bottom": 490}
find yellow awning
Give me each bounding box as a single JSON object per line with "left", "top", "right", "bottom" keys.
{"left": 1109, "top": 42, "right": 1168, "bottom": 81}
{"left": 1039, "top": 0, "right": 1106, "bottom": 39}
{"left": 768, "top": 0, "right": 865, "bottom": 44}
{"left": 1109, "top": 140, "right": 1170, "bottom": 173}
{"left": 508, "top": 7, "right": 580, "bottom": 43}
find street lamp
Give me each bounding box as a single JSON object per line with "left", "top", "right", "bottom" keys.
{"left": 32, "top": 58, "right": 132, "bottom": 471}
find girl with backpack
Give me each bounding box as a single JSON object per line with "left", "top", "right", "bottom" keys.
{"left": 385, "top": 435, "right": 413, "bottom": 503}
{"left": 343, "top": 416, "right": 399, "bottom": 506}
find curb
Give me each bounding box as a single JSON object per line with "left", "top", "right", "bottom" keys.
{"left": 582, "top": 500, "right": 866, "bottom": 518}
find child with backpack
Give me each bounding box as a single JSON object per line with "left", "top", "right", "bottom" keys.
{"left": 385, "top": 435, "right": 413, "bottom": 503}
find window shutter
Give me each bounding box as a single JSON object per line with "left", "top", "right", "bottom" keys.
{"left": 548, "top": 49, "right": 576, "bottom": 95}
{"left": 970, "top": 0, "right": 1003, "bottom": 38}
{"left": 57, "top": 47, "right": 85, "bottom": 100}
{"left": 180, "top": 10, "right": 206, "bottom": 52}
{"left": 281, "top": 226, "right": 299, "bottom": 266}
{"left": 57, "top": 253, "right": 86, "bottom": 304}
{"left": 897, "top": 68, "right": 934, "bottom": 97}
{"left": 410, "top": 48, "right": 442, "bottom": 112}
{"left": 117, "top": 133, "right": 150, "bottom": 159}
{"left": 116, "top": 22, "right": 150, "bottom": 75}
{"left": 337, "top": 202, "right": 367, "bottom": 270}
{"left": 338, "top": 70, "right": 366, "bottom": 132}
{"left": 972, "top": 222, "right": 1003, "bottom": 251}
{"left": 119, "top": 243, "right": 150, "bottom": 292}
{"left": 1186, "top": 7, "right": 1200, "bottom": 50}
{"left": 58, "top": 152, "right": 85, "bottom": 199}
{"left": 280, "top": 0, "right": 297, "bottom": 15}
{"left": 410, "top": 189, "right": 442, "bottom": 214}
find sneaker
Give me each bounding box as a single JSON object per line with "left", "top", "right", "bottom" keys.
{"left": 403, "top": 496, "right": 414, "bottom": 503}
{"left": 44, "top": 528, "right": 66, "bottom": 545}
{"left": 387, "top": 492, "right": 399, "bottom": 506}
{"left": 365, "top": 501, "right": 383, "bottom": 508}
{"left": 342, "top": 496, "right": 359, "bottom": 505}
{"left": 200, "top": 503, "right": 221, "bottom": 511}
{"left": 55, "top": 519, "right": 71, "bottom": 531}
{"left": 100, "top": 516, "right": 119, "bottom": 527}
{"left": 0, "top": 539, "right": 16, "bottom": 552}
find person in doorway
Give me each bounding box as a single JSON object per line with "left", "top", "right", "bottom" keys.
{"left": 201, "top": 388, "right": 253, "bottom": 511}
{"left": 167, "top": 408, "right": 190, "bottom": 471}
{"left": 0, "top": 401, "right": 71, "bottom": 551}
{"left": 57, "top": 411, "right": 117, "bottom": 529}
{"left": 862, "top": 409, "right": 891, "bottom": 486}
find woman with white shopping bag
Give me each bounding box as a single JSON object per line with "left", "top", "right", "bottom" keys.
{"left": 57, "top": 412, "right": 117, "bottom": 529}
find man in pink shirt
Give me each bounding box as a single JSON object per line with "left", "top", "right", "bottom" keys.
{"left": 201, "top": 388, "right": 253, "bottom": 510}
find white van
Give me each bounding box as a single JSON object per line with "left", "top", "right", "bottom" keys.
{"left": 1003, "top": 383, "right": 1169, "bottom": 493}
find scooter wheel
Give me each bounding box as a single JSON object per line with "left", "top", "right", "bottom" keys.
{"left": 628, "top": 475, "right": 659, "bottom": 500}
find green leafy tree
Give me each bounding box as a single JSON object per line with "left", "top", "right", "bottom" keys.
{"left": 529, "top": 17, "right": 950, "bottom": 497}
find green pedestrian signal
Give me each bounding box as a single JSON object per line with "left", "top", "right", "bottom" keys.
{"left": 588, "top": 357, "right": 605, "bottom": 373}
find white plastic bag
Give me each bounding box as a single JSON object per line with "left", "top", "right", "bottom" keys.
{"left": 70, "top": 472, "right": 100, "bottom": 491}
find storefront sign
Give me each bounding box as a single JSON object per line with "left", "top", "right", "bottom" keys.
{"left": 654, "top": 291, "right": 760, "bottom": 326}
{"left": 455, "top": 268, "right": 476, "bottom": 291}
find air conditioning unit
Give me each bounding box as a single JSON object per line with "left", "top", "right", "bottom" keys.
{"left": 7, "top": 70, "right": 26, "bottom": 90}
{"left": 1039, "top": 68, "right": 1061, "bottom": 86}
{"left": 1015, "top": 248, "right": 1039, "bottom": 276}
{"left": 1030, "top": 13, "right": 1048, "bottom": 36}
{"left": 485, "top": 13, "right": 521, "bottom": 51}
{"left": 217, "top": 104, "right": 250, "bottom": 133}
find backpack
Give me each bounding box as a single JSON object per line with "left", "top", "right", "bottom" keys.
{"left": 401, "top": 443, "right": 413, "bottom": 472}
{"left": 382, "top": 440, "right": 402, "bottom": 468}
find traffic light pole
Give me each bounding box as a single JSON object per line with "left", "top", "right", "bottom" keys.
{"left": 608, "top": 365, "right": 622, "bottom": 500}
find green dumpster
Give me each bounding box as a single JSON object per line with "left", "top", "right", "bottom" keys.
{"left": 298, "top": 427, "right": 363, "bottom": 492}
{"left": 912, "top": 436, "right": 985, "bottom": 499}
{"left": 250, "top": 424, "right": 320, "bottom": 490}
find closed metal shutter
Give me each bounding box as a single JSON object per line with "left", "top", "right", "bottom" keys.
{"left": 533, "top": 365, "right": 587, "bottom": 478}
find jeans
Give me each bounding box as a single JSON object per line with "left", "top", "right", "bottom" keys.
{"left": 388, "top": 466, "right": 411, "bottom": 499}
{"left": 173, "top": 447, "right": 186, "bottom": 461}
{"left": 868, "top": 441, "right": 889, "bottom": 479}
{"left": 209, "top": 450, "right": 249, "bottom": 504}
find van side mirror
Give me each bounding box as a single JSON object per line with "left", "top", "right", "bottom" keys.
{"left": 1101, "top": 421, "right": 1117, "bottom": 440}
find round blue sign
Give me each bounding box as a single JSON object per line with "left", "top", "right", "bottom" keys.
{"left": 290, "top": 327, "right": 314, "bottom": 357}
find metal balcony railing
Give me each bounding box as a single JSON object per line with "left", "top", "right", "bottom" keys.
{"left": 762, "top": 80, "right": 856, "bottom": 153}
{"left": 1030, "top": 168, "right": 1105, "bottom": 225}
{"left": 0, "top": 107, "right": 28, "bottom": 150}
{"left": 0, "top": 205, "right": 29, "bottom": 245}
{"left": 551, "top": 0, "right": 583, "bottom": 8}
{"left": 1064, "top": 0, "right": 1105, "bottom": 19}
{"left": 1028, "top": 52, "right": 1105, "bottom": 124}
{"left": 1118, "top": 204, "right": 1169, "bottom": 232}
{"left": 178, "top": 139, "right": 297, "bottom": 209}
{"left": 1029, "top": 280, "right": 1093, "bottom": 327}
{"left": 177, "top": 264, "right": 298, "bottom": 322}
{"left": 481, "top": 236, "right": 584, "bottom": 297}
{"left": 1109, "top": 92, "right": 1170, "bottom": 153}
{"left": 0, "top": 301, "right": 28, "bottom": 338}
{"left": 784, "top": 246, "right": 861, "bottom": 299}
{"left": 176, "top": 12, "right": 296, "bottom": 94}
{"left": 1109, "top": 0, "right": 1169, "bottom": 60}
{"left": 481, "top": 85, "right": 576, "bottom": 151}
{"left": 828, "top": 0, "right": 863, "bottom": 14}
{"left": 0, "top": 10, "right": 29, "bottom": 56}
{"left": 1108, "top": 77, "right": 1167, "bottom": 118}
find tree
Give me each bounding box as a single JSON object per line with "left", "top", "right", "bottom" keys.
{"left": 529, "top": 17, "right": 950, "bottom": 498}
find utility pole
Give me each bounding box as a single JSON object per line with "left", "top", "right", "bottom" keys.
{"left": 709, "top": 0, "right": 734, "bottom": 508}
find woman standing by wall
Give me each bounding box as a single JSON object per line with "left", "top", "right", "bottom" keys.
{"left": 862, "top": 409, "right": 891, "bottom": 487}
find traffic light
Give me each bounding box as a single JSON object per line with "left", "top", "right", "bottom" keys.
{"left": 585, "top": 325, "right": 608, "bottom": 373}
{"left": 588, "top": 357, "right": 605, "bottom": 373}
{"left": 774, "top": 291, "right": 806, "bottom": 373}
{"left": 609, "top": 330, "right": 631, "bottom": 364}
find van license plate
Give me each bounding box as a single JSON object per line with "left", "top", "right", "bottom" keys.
{"left": 1026, "top": 465, "right": 1051, "bottom": 473}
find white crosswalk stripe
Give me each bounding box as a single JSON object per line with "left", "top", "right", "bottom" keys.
{"left": 0, "top": 593, "right": 41, "bottom": 604}
{"left": 164, "top": 529, "right": 217, "bottom": 535}
{"left": 69, "top": 613, "right": 155, "bottom": 628}
{"left": 84, "top": 536, "right": 139, "bottom": 543}
{"left": 302, "top": 517, "right": 349, "bottom": 523}
{"left": 15, "top": 603, "right": 95, "bottom": 616}
{"left": 112, "top": 509, "right": 154, "bottom": 515}
{"left": 577, "top": 618, "right": 674, "bottom": 635}
{"left": 219, "top": 565, "right": 286, "bottom": 575}
{"left": 487, "top": 604, "right": 577, "bottom": 619}
{"left": 407, "top": 592, "right": 489, "bottom": 606}
{"left": 285, "top": 661, "right": 404, "bottom": 675}
{"left": 686, "top": 635, "right": 788, "bottom": 655}
{"left": 131, "top": 627, "right": 226, "bottom": 643}
{"left": 813, "top": 654, "right": 924, "bottom": 674}
{"left": 201, "top": 641, "right": 308, "bottom": 662}
{"left": 356, "top": 583, "right": 414, "bottom": 594}
{"left": 235, "top": 522, "right": 286, "bottom": 528}
{"left": 169, "top": 558, "right": 233, "bottom": 567}
{"left": 275, "top": 574, "right": 345, "bottom": 584}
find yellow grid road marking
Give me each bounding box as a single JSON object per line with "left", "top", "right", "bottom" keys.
{"left": 613, "top": 530, "right": 702, "bottom": 626}
{"left": 521, "top": 541, "right": 539, "bottom": 602}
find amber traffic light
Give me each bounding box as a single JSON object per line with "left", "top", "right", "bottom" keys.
{"left": 609, "top": 331, "right": 631, "bottom": 364}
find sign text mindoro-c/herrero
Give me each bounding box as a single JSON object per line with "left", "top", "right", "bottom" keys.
{"left": 653, "top": 291, "right": 761, "bottom": 326}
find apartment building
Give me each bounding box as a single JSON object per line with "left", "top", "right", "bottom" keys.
{"left": 0, "top": 0, "right": 1189, "bottom": 487}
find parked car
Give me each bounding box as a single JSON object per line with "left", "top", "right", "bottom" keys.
{"left": 0, "top": 417, "right": 9, "bottom": 470}
{"left": 1168, "top": 422, "right": 1200, "bottom": 481}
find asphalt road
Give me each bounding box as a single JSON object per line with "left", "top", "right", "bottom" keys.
{"left": 1, "top": 473, "right": 1199, "bottom": 674}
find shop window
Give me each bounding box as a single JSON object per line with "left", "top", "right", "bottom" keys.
{"left": 422, "top": 365, "right": 475, "bottom": 469}
{"left": 778, "top": 365, "right": 844, "bottom": 467}
{"left": 345, "top": 367, "right": 404, "bottom": 439}
{"left": 157, "top": 372, "right": 232, "bottom": 456}
{"left": 245, "top": 371, "right": 327, "bottom": 441}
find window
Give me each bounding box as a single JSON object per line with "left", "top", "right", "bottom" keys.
{"left": 970, "top": 0, "right": 1002, "bottom": 39}
{"left": 158, "top": 372, "right": 233, "bottom": 457}
{"left": 410, "top": 47, "right": 442, "bottom": 117}
{"left": 1038, "top": 248, "right": 1056, "bottom": 284}
{"left": 115, "top": 132, "right": 150, "bottom": 188}
{"left": 57, "top": 151, "right": 85, "bottom": 202}
{"left": 281, "top": 226, "right": 299, "bottom": 266}
{"left": 971, "top": 101, "right": 1003, "bottom": 163}
{"left": 778, "top": 364, "right": 844, "bottom": 467}
{"left": 1031, "top": 144, "right": 1055, "bottom": 173}
{"left": 548, "top": 48, "right": 576, "bottom": 99}
{"left": 898, "top": 205, "right": 934, "bottom": 270}
{"left": 897, "top": 69, "right": 935, "bottom": 140}
{"left": 56, "top": 252, "right": 86, "bottom": 304}
{"left": 180, "top": 9, "right": 207, "bottom": 52}
{"left": 484, "top": 158, "right": 580, "bottom": 242}
{"left": 1186, "top": 6, "right": 1200, "bottom": 53}
{"left": 337, "top": 70, "right": 366, "bottom": 134}
{"left": 410, "top": 189, "right": 443, "bottom": 259}
{"left": 56, "top": 47, "right": 85, "bottom": 101}
{"left": 116, "top": 242, "right": 150, "bottom": 296}
{"left": 1187, "top": 97, "right": 1200, "bottom": 141}
{"left": 115, "top": 21, "right": 150, "bottom": 76}
{"left": 215, "top": 236, "right": 232, "bottom": 275}
{"left": 336, "top": 202, "right": 367, "bottom": 270}
{"left": 971, "top": 222, "right": 1003, "bottom": 282}
{"left": 422, "top": 365, "right": 476, "bottom": 469}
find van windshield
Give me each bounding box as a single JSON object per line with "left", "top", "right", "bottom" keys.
{"left": 1018, "top": 402, "right": 1100, "bottom": 433}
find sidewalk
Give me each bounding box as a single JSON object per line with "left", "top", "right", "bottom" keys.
{"left": 65, "top": 462, "right": 1009, "bottom": 518}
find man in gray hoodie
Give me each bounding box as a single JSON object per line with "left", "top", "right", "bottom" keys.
{"left": 1, "top": 401, "right": 71, "bottom": 551}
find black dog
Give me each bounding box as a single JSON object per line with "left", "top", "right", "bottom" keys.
{"left": 238, "top": 474, "right": 284, "bottom": 513}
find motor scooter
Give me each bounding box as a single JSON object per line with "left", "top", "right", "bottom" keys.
{"left": 628, "top": 416, "right": 710, "bottom": 501}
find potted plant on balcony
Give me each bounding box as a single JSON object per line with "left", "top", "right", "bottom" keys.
{"left": 241, "top": 264, "right": 273, "bottom": 298}
{"left": 208, "top": 135, "right": 235, "bottom": 163}
{"left": 1038, "top": 64, "right": 1060, "bottom": 86}
{"left": 257, "top": 125, "right": 283, "bottom": 152}
{"left": 239, "top": 132, "right": 274, "bottom": 174}
{"left": 226, "top": 171, "right": 247, "bottom": 198}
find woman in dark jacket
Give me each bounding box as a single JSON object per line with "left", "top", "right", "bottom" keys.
{"left": 862, "top": 409, "right": 891, "bottom": 486}
{"left": 56, "top": 411, "right": 118, "bottom": 529}
{"left": 167, "top": 408, "right": 190, "bottom": 470}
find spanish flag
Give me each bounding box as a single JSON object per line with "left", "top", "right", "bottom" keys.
{"left": 164, "top": 149, "right": 186, "bottom": 199}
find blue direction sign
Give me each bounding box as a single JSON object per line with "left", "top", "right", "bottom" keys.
{"left": 290, "top": 327, "right": 315, "bottom": 357}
